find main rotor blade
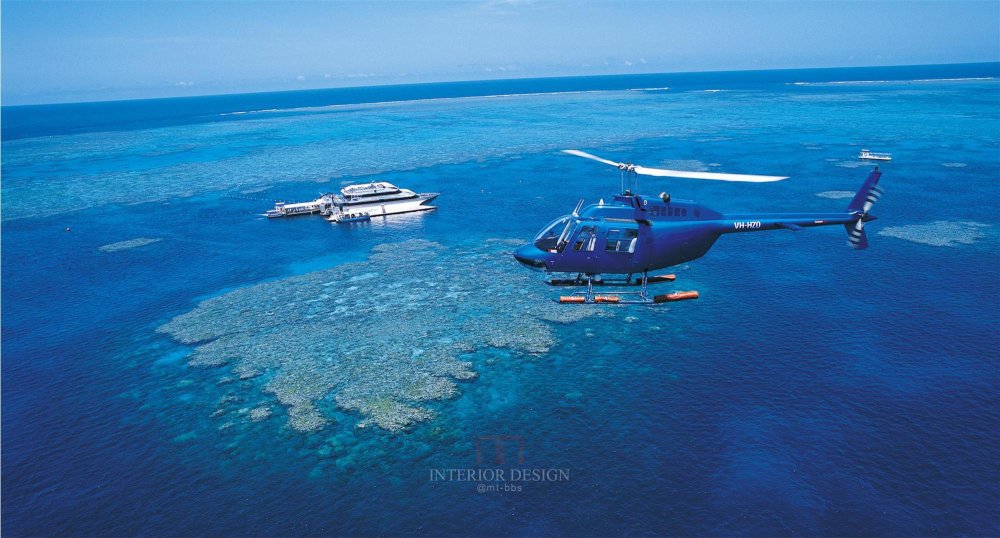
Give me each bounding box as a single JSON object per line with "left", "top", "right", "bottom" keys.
{"left": 562, "top": 149, "right": 788, "bottom": 182}
{"left": 562, "top": 149, "right": 622, "bottom": 167}
{"left": 633, "top": 166, "right": 788, "bottom": 182}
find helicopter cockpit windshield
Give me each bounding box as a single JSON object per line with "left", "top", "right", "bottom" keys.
{"left": 533, "top": 216, "right": 578, "bottom": 253}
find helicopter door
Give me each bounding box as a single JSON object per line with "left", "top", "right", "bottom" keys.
{"left": 604, "top": 225, "right": 651, "bottom": 268}
{"left": 636, "top": 222, "right": 652, "bottom": 269}
{"left": 604, "top": 228, "right": 639, "bottom": 253}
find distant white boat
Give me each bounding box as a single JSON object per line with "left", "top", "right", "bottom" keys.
{"left": 859, "top": 149, "right": 892, "bottom": 161}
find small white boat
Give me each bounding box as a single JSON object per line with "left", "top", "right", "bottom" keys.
{"left": 326, "top": 211, "right": 372, "bottom": 224}
{"left": 859, "top": 149, "right": 892, "bottom": 161}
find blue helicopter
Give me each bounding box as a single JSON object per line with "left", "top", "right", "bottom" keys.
{"left": 513, "top": 150, "right": 884, "bottom": 304}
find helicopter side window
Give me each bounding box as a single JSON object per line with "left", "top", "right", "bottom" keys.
{"left": 605, "top": 229, "right": 621, "bottom": 251}
{"left": 573, "top": 226, "right": 597, "bottom": 252}
{"left": 682, "top": 208, "right": 687, "bottom": 217}
{"left": 605, "top": 228, "right": 638, "bottom": 253}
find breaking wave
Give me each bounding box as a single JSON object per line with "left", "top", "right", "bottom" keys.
{"left": 788, "top": 77, "right": 995, "bottom": 86}
{"left": 215, "top": 90, "right": 612, "bottom": 117}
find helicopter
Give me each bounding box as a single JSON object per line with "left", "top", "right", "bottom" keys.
{"left": 513, "top": 150, "right": 884, "bottom": 304}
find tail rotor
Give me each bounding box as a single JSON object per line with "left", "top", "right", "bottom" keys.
{"left": 846, "top": 218, "right": 869, "bottom": 249}
{"left": 845, "top": 168, "right": 884, "bottom": 250}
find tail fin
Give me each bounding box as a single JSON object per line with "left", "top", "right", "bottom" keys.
{"left": 847, "top": 168, "right": 884, "bottom": 213}
{"left": 845, "top": 167, "right": 884, "bottom": 249}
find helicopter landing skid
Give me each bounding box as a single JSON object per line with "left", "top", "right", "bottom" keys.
{"left": 555, "top": 272, "right": 698, "bottom": 305}
{"left": 547, "top": 273, "right": 676, "bottom": 287}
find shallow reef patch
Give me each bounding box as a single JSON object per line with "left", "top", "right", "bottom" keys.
{"left": 835, "top": 160, "right": 867, "bottom": 169}
{"left": 99, "top": 237, "right": 162, "bottom": 252}
{"left": 158, "top": 239, "right": 599, "bottom": 433}
{"left": 815, "top": 190, "right": 855, "bottom": 200}
{"left": 877, "top": 221, "right": 991, "bottom": 247}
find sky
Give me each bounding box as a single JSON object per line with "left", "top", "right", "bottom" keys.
{"left": 2, "top": 0, "right": 998, "bottom": 105}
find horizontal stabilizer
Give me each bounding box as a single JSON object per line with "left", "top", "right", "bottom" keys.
{"left": 777, "top": 222, "right": 804, "bottom": 231}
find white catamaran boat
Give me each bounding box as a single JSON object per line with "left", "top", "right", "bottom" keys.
{"left": 858, "top": 149, "right": 892, "bottom": 161}
{"left": 323, "top": 182, "right": 438, "bottom": 222}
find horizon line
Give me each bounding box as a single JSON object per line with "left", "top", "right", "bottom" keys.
{"left": 4, "top": 60, "right": 998, "bottom": 109}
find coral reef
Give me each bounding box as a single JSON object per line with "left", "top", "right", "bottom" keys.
{"left": 878, "top": 221, "right": 990, "bottom": 247}
{"left": 99, "top": 237, "right": 162, "bottom": 252}
{"left": 815, "top": 190, "right": 855, "bottom": 200}
{"left": 158, "top": 239, "right": 598, "bottom": 433}
{"left": 249, "top": 407, "right": 272, "bottom": 421}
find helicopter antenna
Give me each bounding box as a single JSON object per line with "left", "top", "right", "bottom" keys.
{"left": 563, "top": 149, "right": 788, "bottom": 183}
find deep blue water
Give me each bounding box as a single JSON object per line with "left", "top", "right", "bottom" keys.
{"left": 3, "top": 65, "right": 999, "bottom": 536}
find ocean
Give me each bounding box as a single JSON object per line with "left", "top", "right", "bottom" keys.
{"left": 2, "top": 63, "right": 998, "bottom": 536}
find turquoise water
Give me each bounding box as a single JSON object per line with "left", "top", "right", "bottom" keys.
{"left": 3, "top": 67, "right": 999, "bottom": 535}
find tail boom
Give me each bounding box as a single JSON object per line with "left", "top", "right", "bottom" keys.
{"left": 719, "top": 167, "right": 883, "bottom": 248}
{"left": 720, "top": 213, "right": 858, "bottom": 234}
